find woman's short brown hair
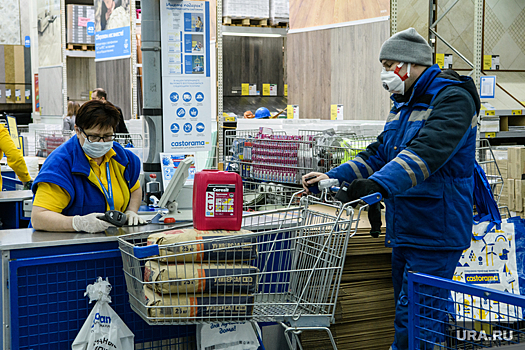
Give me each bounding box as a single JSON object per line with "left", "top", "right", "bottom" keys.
{"left": 75, "top": 99, "right": 120, "bottom": 131}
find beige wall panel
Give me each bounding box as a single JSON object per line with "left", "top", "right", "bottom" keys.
{"left": 434, "top": 0, "right": 474, "bottom": 70}
{"left": 330, "top": 20, "right": 390, "bottom": 120}
{"left": 96, "top": 58, "right": 132, "bottom": 120}
{"left": 287, "top": 30, "right": 331, "bottom": 119}
{"left": 39, "top": 66, "right": 63, "bottom": 115}
{"left": 289, "top": 0, "right": 389, "bottom": 30}
{"left": 396, "top": 0, "right": 429, "bottom": 38}
{"left": 484, "top": 1, "right": 525, "bottom": 70}
{"left": 493, "top": 72, "right": 525, "bottom": 102}
{"left": 67, "top": 57, "right": 96, "bottom": 102}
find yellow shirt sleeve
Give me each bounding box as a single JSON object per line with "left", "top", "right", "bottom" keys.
{"left": 33, "top": 182, "right": 71, "bottom": 213}
{"left": 0, "top": 124, "right": 31, "bottom": 182}
{"left": 130, "top": 179, "right": 140, "bottom": 193}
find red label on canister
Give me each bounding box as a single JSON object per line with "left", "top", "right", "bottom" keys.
{"left": 193, "top": 171, "right": 242, "bottom": 230}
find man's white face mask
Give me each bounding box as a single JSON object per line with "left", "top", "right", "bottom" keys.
{"left": 381, "top": 62, "right": 411, "bottom": 95}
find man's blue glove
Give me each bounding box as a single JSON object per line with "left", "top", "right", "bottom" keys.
{"left": 347, "top": 179, "right": 388, "bottom": 238}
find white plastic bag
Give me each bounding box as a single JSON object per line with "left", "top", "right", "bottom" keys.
{"left": 197, "top": 321, "right": 261, "bottom": 350}
{"left": 72, "top": 277, "right": 134, "bottom": 350}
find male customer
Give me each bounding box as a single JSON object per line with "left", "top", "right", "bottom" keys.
{"left": 303, "top": 28, "right": 480, "bottom": 350}
{"left": 91, "top": 88, "right": 130, "bottom": 135}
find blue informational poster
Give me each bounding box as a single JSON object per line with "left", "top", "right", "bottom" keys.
{"left": 94, "top": 0, "right": 131, "bottom": 61}
{"left": 161, "top": 0, "right": 211, "bottom": 153}
{"left": 95, "top": 26, "right": 131, "bottom": 61}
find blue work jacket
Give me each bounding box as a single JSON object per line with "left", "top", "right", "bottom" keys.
{"left": 33, "top": 135, "right": 141, "bottom": 216}
{"left": 327, "top": 65, "right": 480, "bottom": 250}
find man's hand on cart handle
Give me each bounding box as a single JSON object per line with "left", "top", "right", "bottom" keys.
{"left": 302, "top": 172, "right": 328, "bottom": 193}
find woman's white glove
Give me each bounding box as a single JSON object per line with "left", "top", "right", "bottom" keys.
{"left": 125, "top": 210, "right": 147, "bottom": 226}
{"left": 72, "top": 213, "right": 114, "bottom": 233}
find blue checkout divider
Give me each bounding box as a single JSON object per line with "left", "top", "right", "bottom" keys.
{"left": 7, "top": 241, "right": 196, "bottom": 349}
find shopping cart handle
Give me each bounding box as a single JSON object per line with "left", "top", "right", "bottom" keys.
{"left": 360, "top": 192, "right": 382, "bottom": 206}
{"left": 133, "top": 245, "right": 160, "bottom": 259}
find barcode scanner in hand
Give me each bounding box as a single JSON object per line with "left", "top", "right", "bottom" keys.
{"left": 97, "top": 210, "right": 127, "bottom": 227}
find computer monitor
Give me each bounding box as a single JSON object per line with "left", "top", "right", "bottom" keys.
{"left": 158, "top": 157, "right": 193, "bottom": 220}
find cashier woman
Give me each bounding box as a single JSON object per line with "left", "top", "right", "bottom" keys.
{"left": 31, "top": 99, "right": 146, "bottom": 233}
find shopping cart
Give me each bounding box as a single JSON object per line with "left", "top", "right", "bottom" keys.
{"left": 408, "top": 272, "right": 525, "bottom": 350}
{"left": 118, "top": 192, "right": 382, "bottom": 350}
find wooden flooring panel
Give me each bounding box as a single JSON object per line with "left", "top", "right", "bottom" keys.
{"left": 287, "top": 29, "right": 332, "bottom": 119}
{"left": 14, "top": 45, "right": 25, "bottom": 84}
{"left": 96, "top": 58, "right": 132, "bottom": 119}
{"left": 290, "top": 0, "right": 390, "bottom": 30}
{"left": 67, "top": 57, "right": 96, "bottom": 101}
{"left": 4, "top": 46, "right": 14, "bottom": 84}
{"left": 0, "top": 84, "right": 6, "bottom": 104}
{"left": 24, "top": 47, "right": 31, "bottom": 85}
{"left": 330, "top": 20, "right": 390, "bottom": 120}
{"left": 39, "top": 66, "right": 63, "bottom": 115}
{"left": 223, "top": 36, "right": 284, "bottom": 97}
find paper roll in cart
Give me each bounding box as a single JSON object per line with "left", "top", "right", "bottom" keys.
{"left": 118, "top": 192, "right": 382, "bottom": 350}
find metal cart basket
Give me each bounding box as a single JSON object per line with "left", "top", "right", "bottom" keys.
{"left": 118, "top": 194, "right": 380, "bottom": 349}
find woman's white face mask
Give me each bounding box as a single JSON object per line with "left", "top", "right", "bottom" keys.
{"left": 381, "top": 62, "right": 411, "bottom": 95}
{"left": 81, "top": 134, "right": 113, "bottom": 158}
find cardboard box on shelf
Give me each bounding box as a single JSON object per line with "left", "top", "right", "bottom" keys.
{"left": 500, "top": 115, "right": 525, "bottom": 132}
{"left": 508, "top": 147, "right": 525, "bottom": 179}
{"left": 516, "top": 180, "right": 524, "bottom": 212}
{"left": 509, "top": 179, "right": 515, "bottom": 211}
{"left": 480, "top": 117, "right": 500, "bottom": 132}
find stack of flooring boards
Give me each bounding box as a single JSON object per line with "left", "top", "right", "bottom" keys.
{"left": 301, "top": 205, "right": 394, "bottom": 350}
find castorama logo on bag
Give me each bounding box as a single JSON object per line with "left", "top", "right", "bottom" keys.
{"left": 91, "top": 312, "right": 112, "bottom": 328}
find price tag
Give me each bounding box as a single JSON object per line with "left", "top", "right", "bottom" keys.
{"left": 512, "top": 110, "right": 522, "bottom": 115}
{"left": 485, "top": 110, "right": 495, "bottom": 116}
{"left": 485, "top": 132, "right": 496, "bottom": 138}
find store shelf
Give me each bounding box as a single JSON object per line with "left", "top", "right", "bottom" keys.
{"left": 65, "top": 49, "right": 95, "bottom": 58}
{"left": 222, "top": 25, "right": 287, "bottom": 37}
{"left": 481, "top": 131, "right": 525, "bottom": 139}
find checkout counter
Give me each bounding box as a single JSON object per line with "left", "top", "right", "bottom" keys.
{"left": 0, "top": 224, "right": 197, "bottom": 349}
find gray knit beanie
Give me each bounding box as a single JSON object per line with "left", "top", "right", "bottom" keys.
{"left": 379, "top": 28, "right": 433, "bottom": 66}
